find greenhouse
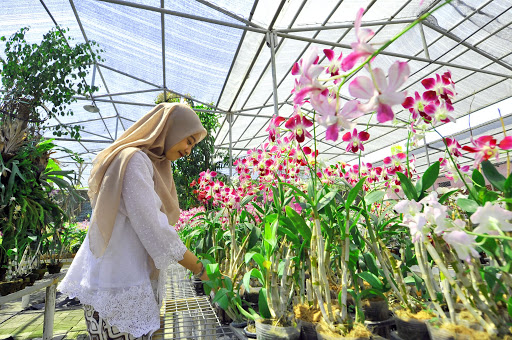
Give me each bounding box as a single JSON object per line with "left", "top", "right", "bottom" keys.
{"left": 1, "top": 0, "right": 512, "bottom": 339}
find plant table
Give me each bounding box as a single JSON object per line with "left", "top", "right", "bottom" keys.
{"left": 0, "top": 270, "right": 66, "bottom": 340}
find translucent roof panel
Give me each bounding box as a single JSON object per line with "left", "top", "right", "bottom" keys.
{"left": 0, "top": 0, "right": 511, "bottom": 185}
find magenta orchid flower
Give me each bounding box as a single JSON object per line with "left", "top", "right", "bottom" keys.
{"left": 349, "top": 61, "right": 410, "bottom": 123}
{"left": 461, "top": 135, "right": 512, "bottom": 167}
{"left": 342, "top": 128, "right": 370, "bottom": 153}
{"left": 421, "top": 71, "right": 456, "bottom": 103}
{"left": 383, "top": 152, "right": 407, "bottom": 173}
{"left": 402, "top": 91, "right": 430, "bottom": 120}
{"left": 342, "top": 8, "right": 375, "bottom": 71}
{"left": 285, "top": 114, "right": 313, "bottom": 143}
{"left": 423, "top": 98, "right": 455, "bottom": 124}
{"left": 323, "top": 49, "right": 343, "bottom": 82}
{"left": 266, "top": 115, "right": 285, "bottom": 142}
{"left": 445, "top": 138, "right": 463, "bottom": 157}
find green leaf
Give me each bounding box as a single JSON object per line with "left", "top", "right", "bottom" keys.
{"left": 507, "top": 296, "right": 512, "bottom": 319}
{"left": 346, "top": 177, "right": 366, "bottom": 209}
{"left": 258, "top": 288, "right": 272, "bottom": 319}
{"left": 316, "top": 190, "right": 337, "bottom": 211}
{"left": 456, "top": 198, "right": 479, "bottom": 213}
{"left": 396, "top": 172, "right": 418, "bottom": 201}
{"left": 213, "top": 288, "right": 230, "bottom": 310}
{"left": 364, "top": 190, "right": 385, "bottom": 206}
{"left": 243, "top": 268, "right": 263, "bottom": 291}
{"left": 285, "top": 206, "right": 312, "bottom": 243}
{"left": 357, "top": 271, "right": 383, "bottom": 290}
{"left": 421, "top": 161, "right": 440, "bottom": 193}
{"left": 245, "top": 252, "right": 265, "bottom": 269}
{"left": 438, "top": 189, "right": 458, "bottom": 204}
{"left": 481, "top": 160, "right": 505, "bottom": 192}
{"left": 363, "top": 253, "right": 379, "bottom": 277}
{"left": 472, "top": 169, "right": 486, "bottom": 188}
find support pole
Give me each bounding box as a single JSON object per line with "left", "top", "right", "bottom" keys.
{"left": 418, "top": 22, "right": 430, "bottom": 60}
{"left": 267, "top": 31, "right": 279, "bottom": 116}
{"left": 42, "top": 282, "right": 57, "bottom": 340}
{"left": 228, "top": 112, "right": 233, "bottom": 179}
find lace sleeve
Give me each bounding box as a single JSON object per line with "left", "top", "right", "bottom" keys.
{"left": 121, "top": 152, "right": 187, "bottom": 269}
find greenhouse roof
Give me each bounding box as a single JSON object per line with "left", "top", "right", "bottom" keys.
{"left": 1, "top": 0, "right": 511, "bottom": 184}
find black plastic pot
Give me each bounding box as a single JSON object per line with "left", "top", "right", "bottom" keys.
{"left": 298, "top": 320, "right": 317, "bottom": 340}
{"left": 230, "top": 320, "right": 248, "bottom": 328}
{"left": 361, "top": 298, "right": 389, "bottom": 321}
{"left": 394, "top": 316, "right": 429, "bottom": 340}
{"left": 192, "top": 278, "right": 204, "bottom": 296}
{"left": 47, "top": 262, "right": 63, "bottom": 274}
{"left": 364, "top": 315, "right": 395, "bottom": 338}
{"left": 244, "top": 324, "right": 257, "bottom": 338}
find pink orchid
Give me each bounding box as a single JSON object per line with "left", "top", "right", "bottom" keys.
{"left": 349, "top": 61, "right": 410, "bottom": 123}
{"left": 368, "top": 166, "right": 382, "bottom": 183}
{"left": 402, "top": 91, "right": 430, "bottom": 120}
{"left": 440, "top": 158, "right": 470, "bottom": 184}
{"left": 285, "top": 114, "right": 313, "bottom": 143}
{"left": 461, "top": 135, "right": 512, "bottom": 167}
{"left": 315, "top": 99, "right": 363, "bottom": 141}
{"left": 342, "top": 128, "right": 370, "bottom": 153}
{"left": 323, "top": 49, "right": 343, "bottom": 82}
{"left": 445, "top": 138, "right": 463, "bottom": 157}
{"left": 423, "top": 98, "right": 455, "bottom": 124}
{"left": 421, "top": 71, "right": 456, "bottom": 103}
{"left": 266, "top": 115, "right": 285, "bottom": 142}
{"left": 292, "top": 47, "right": 325, "bottom": 105}
{"left": 342, "top": 8, "right": 375, "bottom": 71}
{"left": 383, "top": 152, "right": 407, "bottom": 174}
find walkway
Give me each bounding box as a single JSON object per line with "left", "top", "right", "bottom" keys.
{"left": 0, "top": 264, "right": 236, "bottom": 340}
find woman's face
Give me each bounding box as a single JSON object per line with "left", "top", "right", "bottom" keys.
{"left": 165, "top": 135, "right": 197, "bottom": 161}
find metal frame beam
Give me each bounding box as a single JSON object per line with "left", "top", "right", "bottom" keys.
{"left": 275, "top": 18, "right": 416, "bottom": 33}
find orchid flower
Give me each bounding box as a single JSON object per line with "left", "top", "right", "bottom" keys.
{"left": 285, "top": 114, "right": 313, "bottom": 143}
{"left": 471, "top": 202, "right": 512, "bottom": 235}
{"left": 421, "top": 71, "right": 456, "bottom": 103}
{"left": 292, "top": 47, "right": 325, "bottom": 105}
{"left": 349, "top": 61, "right": 410, "bottom": 123}
{"left": 342, "top": 128, "right": 370, "bottom": 153}
{"left": 443, "top": 229, "right": 480, "bottom": 263}
{"left": 461, "top": 135, "right": 512, "bottom": 167}
{"left": 440, "top": 158, "right": 469, "bottom": 184}
{"left": 445, "top": 137, "right": 463, "bottom": 157}
{"left": 383, "top": 152, "right": 407, "bottom": 174}
{"left": 394, "top": 199, "right": 427, "bottom": 242}
{"left": 323, "top": 49, "right": 343, "bottom": 82}
{"left": 342, "top": 8, "right": 375, "bottom": 71}
{"left": 315, "top": 99, "right": 363, "bottom": 141}
{"left": 424, "top": 98, "right": 456, "bottom": 124}
{"left": 266, "top": 115, "right": 285, "bottom": 142}
{"left": 402, "top": 91, "right": 430, "bottom": 120}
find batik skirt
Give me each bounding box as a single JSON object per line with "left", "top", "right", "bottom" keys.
{"left": 83, "top": 304, "right": 152, "bottom": 340}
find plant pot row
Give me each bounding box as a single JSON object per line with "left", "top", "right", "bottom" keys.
{"left": 0, "top": 263, "right": 64, "bottom": 296}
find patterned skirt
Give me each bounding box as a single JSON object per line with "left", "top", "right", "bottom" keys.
{"left": 83, "top": 304, "right": 152, "bottom": 340}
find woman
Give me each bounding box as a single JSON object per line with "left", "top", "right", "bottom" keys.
{"left": 58, "top": 103, "right": 209, "bottom": 339}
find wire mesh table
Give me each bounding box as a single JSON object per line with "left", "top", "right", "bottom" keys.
{"left": 153, "top": 263, "right": 237, "bottom": 340}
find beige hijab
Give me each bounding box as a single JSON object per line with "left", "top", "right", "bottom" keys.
{"left": 87, "top": 102, "right": 207, "bottom": 258}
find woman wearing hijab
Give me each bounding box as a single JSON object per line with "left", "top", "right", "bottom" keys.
{"left": 58, "top": 103, "right": 209, "bottom": 339}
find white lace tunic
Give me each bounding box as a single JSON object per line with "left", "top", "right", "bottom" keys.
{"left": 58, "top": 151, "right": 187, "bottom": 337}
